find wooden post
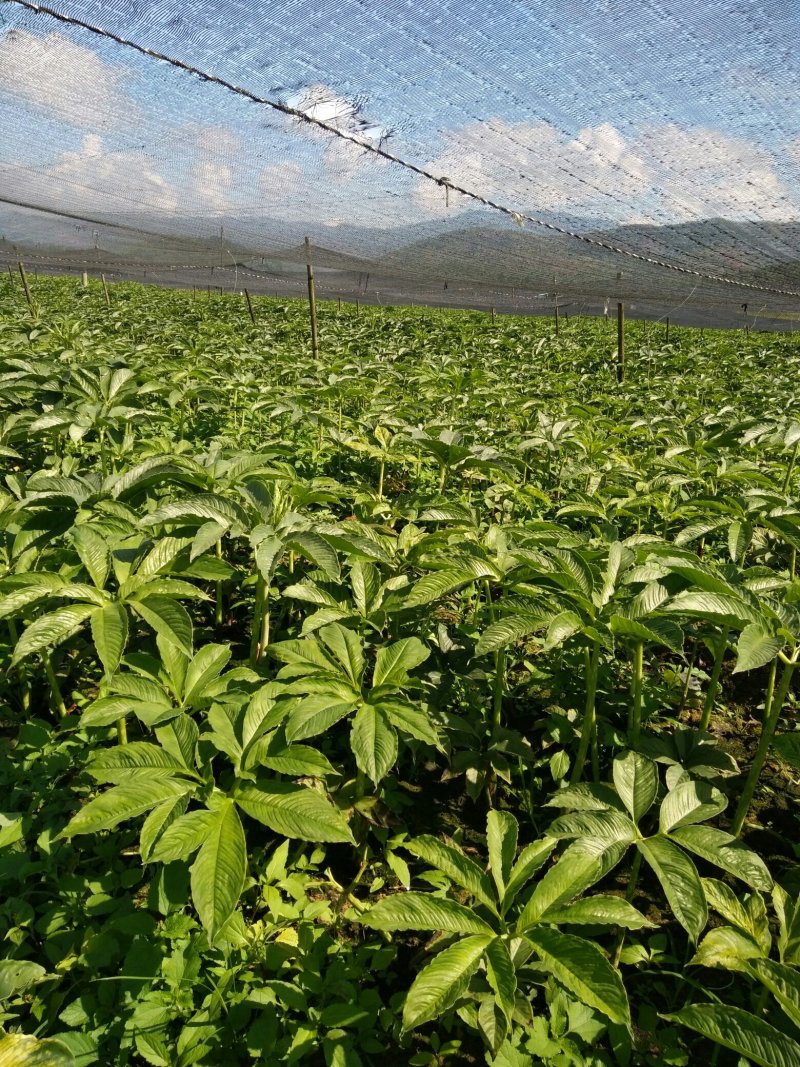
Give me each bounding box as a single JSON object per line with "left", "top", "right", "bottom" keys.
{"left": 304, "top": 237, "right": 319, "bottom": 358}
{"left": 665, "top": 317, "right": 670, "bottom": 343}
{"left": 101, "top": 274, "right": 110, "bottom": 308}
{"left": 82, "top": 270, "right": 88, "bottom": 287}
{"left": 17, "top": 261, "right": 34, "bottom": 313}
{"left": 491, "top": 306, "right": 495, "bottom": 323}
{"left": 617, "top": 301, "right": 625, "bottom": 383}
{"left": 554, "top": 304, "right": 560, "bottom": 336}
{"left": 338, "top": 297, "right": 341, "bottom": 310}
{"left": 244, "top": 288, "right": 256, "bottom": 325}
{"left": 356, "top": 299, "right": 360, "bottom": 316}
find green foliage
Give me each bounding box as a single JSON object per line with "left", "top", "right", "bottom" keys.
{"left": 2, "top": 276, "right": 800, "bottom": 1063}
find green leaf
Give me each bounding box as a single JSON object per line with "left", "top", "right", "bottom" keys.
{"left": 0, "top": 959, "right": 48, "bottom": 999}
{"left": 379, "top": 700, "right": 440, "bottom": 747}
{"left": 733, "top": 622, "right": 784, "bottom": 673}
{"left": 661, "top": 591, "right": 760, "bottom": 626}
{"left": 0, "top": 1033, "right": 76, "bottom": 1067}
{"left": 664, "top": 1004, "right": 800, "bottom": 1067}
{"left": 12, "top": 603, "right": 96, "bottom": 663}
{"left": 702, "top": 877, "right": 770, "bottom": 952}
{"left": 485, "top": 937, "right": 517, "bottom": 1021}
{"left": 285, "top": 694, "right": 356, "bottom": 741}
{"left": 487, "top": 810, "right": 518, "bottom": 898}
{"left": 613, "top": 751, "right": 658, "bottom": 824}
{"left": 476, "top": 613, "right": 549, "bottom": 655}
{"left": 60, "top": 779, "right": 191, "bottom": 837}
{"left": 319, "top": 623, "right": 365, "bottom": 687}
{"left": 350, "top": 704, "right": 397, "bottom": 784}
{"left": 668, "top": 825, "right": 773, "bottom": 891}
{"left": 517, "top": 839, "right": 628, "bottom": 929}
{"left": 361, "top": 893, "right": 495, "bottom": 936}
{"left": 288, "top": 531, "right": 340, "bottom": 580}
{"left": 87, "top": 741, "right": 192, "bottom": 783}
{"left": 147, "top": 807, "right": 215, "bottom": 864}
{"left": 406, "top": 835, "right": 496, "bottom": 910}
{"left": 690, "top": 926, "right": 764, "bottom": 969}
{"left": 541, "top": 894, "right": 655, "bottom": 929}
{"left": 745, "top": 958, "right": 800, "bottom": 1029}
{"left": 503, "top": 838, "right": 556, "bottom": 911}
{"left": 659, "top": 780, "right": 727, "bottom": 832}
{"left": 373, "top": 637, "right": 429, "bottom": 688}
{"left": 405, "top": 568, "right": 481, "bottom": 609}
{"left": 543, "top": 610, "right": 583, "bottom": 651}
{"left": 728, "top": 520, "right": 753, "bottom": 564}
{"left": 402, "top": 934, "right": 492, "bottom": 1030}
{"left": 774, "top": 734, "right": 800, "bottom": 774}
{"left": 72, "top": 524, "right": 110, "bottom": 588}
{"left": 183, "top": 643, "right": 231, "bottom": 706}
{"left": 255, "top": 742, "right": 335, "bottom": 778}
{"left": 638, "top": 836, "right": 707, "bottom": 941}
{"left": 236, "top": 781, "right": 354, "bottom": 843}
{"left": 139, "top": 793, "right": 189, "bottom": 862}
{"left": 130, "top": 595, "right": 193, "bottom": 657}
{"left": 526, "top": 927, "right": 630, "bottom": 1026}
{"left": 90, "top": 601, "right": 128, "bottom": 677}
{"left": 190, "top": 799, "right": 246, "bottom": 941}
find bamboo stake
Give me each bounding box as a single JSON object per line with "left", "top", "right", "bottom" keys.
{"left": 304, "top": 236, "right": 319, "bottom": 358}
{"left": 491, "top": 306, "right": 495, "bottom": 323}
{"left": 101, "top": 273, "right": 110, "bottom": 308}
{"left": 17, "top": 261, "right": 34, "bottom": 313}
{"left": 244, "top": 287, "right": 256, "bottom": 324}
{"left": 82, "top": 270, "right": 88, "bottom": 287}
{"left": 554, "top": 304, "right": 560, "bottom": 336}
{"left": 617, "top": 301, "right": 625, "bottom": 383}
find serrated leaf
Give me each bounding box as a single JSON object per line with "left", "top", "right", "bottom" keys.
{"left": 130, "top": 595, "right": 193, "bottom": 657}
{"left": 503, "top": 838, "right": 556, "bottom": 911}
{"left": 236, "top": 781, "right": 354, "bottom": 843}
{"left": 661, "top": 591, "right": 760, "bottom": 626}
{"left": 733, "top": 622, "right": 784, "bottom": 673}
{"left": 487, "top": 810, "right": 518, "bottom": 898}
{"left": 190, "top": 799, "right": 246, "bottom": 941}
{"left": 690, "top": 926, "right": 763, "bottom": 969}
{"left": 402, "top": 934, "right": 492, "bottom": 1030}
{"left": 87, "top": 741, "right": 192, "bottom": 783}
{"left": 638, "top": 836, "right": 707, "bottom": 941}
{"left": 659, "top": 780, "right": 727, "bottom": 832}
{"left": 0, "top": 1033, "right": 76, "bottom": 1067}
{"left": 183, "top": 643, "right": 231, "bottom": 706}
{"left": 72, "top": 524, "right": 110, "bottom": 588}
{"left": 541, "top": 894, "right": 655, "bottom": 929}
{"left": 289, "top": 530, "right": 340, "bottom": 580}
{"left": 517, "top": 839, "right": 628, "bottom": 929}
{"left": 669, "top": 825, "right": 773, "bottom": 891}
{"left": 613, "top": 751, "right": 658, "bottom": 824}
{"left": 90, "top": 601, "right": 128, "bottom": 677}
{"left": 526, "top": 927, "right": 630, "bottom": 1025}
{"left": 406, "top": 835, "right": 496, "bottom": 911}
{"left": 664, "top": 1004, "right": 800, "bottom": 1067}
{"left": 350, "top": 704, "right": 397, "bottom": 784}
{"left": 12, "top": 603, "right": 95, "bottom": 663}
{"left": 745, "top": 958, "right": 800, "bottom": 1029}
{"left": 151, "top": 809, "right": 215, "bottom": 865}
{"left": 485, "top": 937, "right": 517, "bottom": 1021}
{"left": 361, "top": 893, "right": 495, "bottom": 935}
{"left": 476, "top": 613, "right": 549, "bottom": 655}
{"left": 373, "top": 637, "right": 429, "bottom": 688}
{"left": 60, "top": 779, "right": 191, "bottom": 837}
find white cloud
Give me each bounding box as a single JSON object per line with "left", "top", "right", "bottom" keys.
{"left": 0, "top": 29, "right": 137, "bottom": 130}
{"left": 178, "top": 125, "right": 242, "bottom": 215}
{"left": 416, "top": 117, "right": 797, "bottom": 225}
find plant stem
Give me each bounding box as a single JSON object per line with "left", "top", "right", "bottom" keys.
{"left": 677, "top": 642, "right": 697, "bottom": 717}
{"left": 571, "top": 641, "right": 600, "bottom": 784}
{"left": 731, "top": 653, "right": 796, "bottom": 836}
{"left": 215, "top": 539, "right": 224, "bottom": 626}
{"left": 783, "top": 440, "right": 799, "bottom": 493}
{"left": 7, "top": 620, "right": 30, "bottom": 711}
{"left": 116, "top": 717, "right": 128, "bottom": 744}
{"left": 42, "top": 652, "right": 67, "bottom": 719}
{"left": 249, "top": 576, "right": 267, "bottom": 665}
{"left": 492, "top": 648, "right": 505, "bottom": 731}
{"left": 698, "top": 628, "right": 728, "bottom": 732}
{"left": 377, "top": 459, "right": 385, "bottom": 499}
{"left": 612, "top": 849, "right": 643, "bottom": 967}
{"left": 629, "top": 640, "right": 644, "bottom": 744}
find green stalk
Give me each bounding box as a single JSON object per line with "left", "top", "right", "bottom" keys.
{"left": 116, "top": 717, "right": 128, "bottom": 744}
{"left": 7, "top": 620, "right": 30, "bottom": 712}
{"left": 438, "top": 464, "right": 448, "bottom": 493}
{"left": 698, "top": 628, "right": 728, "bottom": 732}
{"left": 677, "top": 643, "right": 697, "bottom": 717}
{"left": 215, "top": 539, "right": 224, "bottom": 626}
{"left": 731, "top": 652, "right": 796, "bottom": 836}
{"left": 628, "top": 640, "right": 644, "bottom": 744}
{"left": 782, "top": 440, "right": 800, "bottom": 493}
{"left": 249, "top": 575, "right": 266, "bottom": 665}
{"left": 492, "top": 648, "right": 505, "bottom": 731}
{"left": 612, "top": 849, "right": 643, "bottom": 967}
{"left": 377, "top": 459, "right": 385, "bottom": 499}
{"left": 571, "top": 640, "right": 600, "bottom": 784}
{"left": 42, "top": 652, "right": 67, "bottom": 719}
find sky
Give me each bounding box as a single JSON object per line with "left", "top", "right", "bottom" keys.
{"left": 1, "top": 0, "right": 800, "bottom": 255}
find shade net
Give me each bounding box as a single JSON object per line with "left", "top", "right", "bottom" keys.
{"left": 1, "top": 0, "right": 799, "bottom": 329}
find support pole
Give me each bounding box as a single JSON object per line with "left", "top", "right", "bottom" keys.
{"left": 665, "top": 317, "right": 670, "bottom": 343}
{"left": 554, "top": 304, "right": 560, "bottom": 336}
{"left": 491, "top": 306, "right": 495, "bottom": 323}
{"left": 101, "top": 273, "right": 111, "bottom": 308}
{"left": 617, "top": 301, "right": 625, "bottom": 383}
{"left": 17, "top": 261, "right": 34, "bottom": 314}
{"left": 244, "top": 287, "right": 256, "bottom": 325}
{"left": 304, "top": 236, "right": 319, "bottom": 359}
{"left": 82, "top": 270, "right": 88, "bottom": 287}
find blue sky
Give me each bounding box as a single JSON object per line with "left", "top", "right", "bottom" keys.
{"left": 1, "top": 0, "right": 800, "bottom": 250}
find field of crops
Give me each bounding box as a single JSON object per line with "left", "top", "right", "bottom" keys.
{"left": 2, "top": 275, "right": 800, "bottom": 1066}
